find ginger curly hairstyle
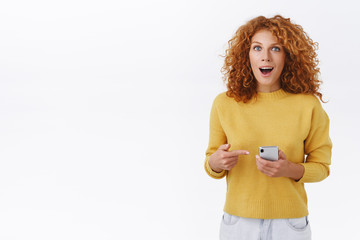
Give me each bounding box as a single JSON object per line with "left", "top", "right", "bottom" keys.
{"left": 222, "top": 15, "right": 324, "bottom": 103}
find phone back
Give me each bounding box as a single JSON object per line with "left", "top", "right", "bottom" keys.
{"left": 259, "top": 146, "right": 279, "bottom": 161}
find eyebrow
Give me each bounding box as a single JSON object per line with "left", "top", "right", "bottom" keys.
{"left": 251, "top": 41, "right": 280, "bottom": 46}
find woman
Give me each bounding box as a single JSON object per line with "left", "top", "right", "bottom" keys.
{"left": 204, "top": 15, "right": 332, "bottom": 240}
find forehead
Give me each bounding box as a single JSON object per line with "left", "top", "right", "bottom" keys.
{"left": 251, "top": 30, "right": 279, "bottom": 44}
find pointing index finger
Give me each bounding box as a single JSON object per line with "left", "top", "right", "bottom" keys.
{"left": 226, "top": 150, "right": 250, "bottom": 157}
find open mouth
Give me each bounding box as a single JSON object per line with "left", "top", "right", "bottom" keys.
{"left": 259, "top": 67, "right": 274, "bottom": 74}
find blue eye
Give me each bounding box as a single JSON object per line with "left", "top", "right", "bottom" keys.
{"left": 254, "top": 46, "right": 261, "bottom": 51}
{"left": 272, "top": 47, "right": 281, "bottom": 52}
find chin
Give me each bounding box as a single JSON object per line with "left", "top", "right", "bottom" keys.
{"left": 257, "top": 80, "right": 277, "bottom": 86}
{"left": 256, "top": 79, "right": 280, "bottom": 91}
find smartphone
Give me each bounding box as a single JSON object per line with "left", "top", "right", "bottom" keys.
{"left": 259, "top": 146, "right": 279, "bottom": 161}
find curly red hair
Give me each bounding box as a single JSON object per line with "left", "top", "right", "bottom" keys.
{"left": 222, "top": 15, "right": 324, "bottom": 102}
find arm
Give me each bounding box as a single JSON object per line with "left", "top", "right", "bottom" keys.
{"left": 204, "top": 97, "right": 227, "bottom": 179}
{"left": 298, "top": 100, "right": 332, "bottom": 183}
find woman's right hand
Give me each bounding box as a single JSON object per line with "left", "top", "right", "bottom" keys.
{"left": 208, "top": 144, "right": 250, "bottom": 172}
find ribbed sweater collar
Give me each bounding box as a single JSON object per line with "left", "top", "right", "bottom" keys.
{"left": 256, "top": 88, "right": 288, "bottom": 100}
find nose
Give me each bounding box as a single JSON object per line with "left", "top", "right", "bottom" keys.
{"left": 262, "top": 50, "right": 271, "bottom": 62}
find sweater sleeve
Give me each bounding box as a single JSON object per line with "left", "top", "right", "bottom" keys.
{"left": 298, "top": 99, "right": 332, "bottom": 183}
{"left": 204, "top": 95, "right": 227, "bottom": 179}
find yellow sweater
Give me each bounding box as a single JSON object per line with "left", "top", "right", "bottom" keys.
{"left": 204, "top": 89, "right": 332, "bottom": 219}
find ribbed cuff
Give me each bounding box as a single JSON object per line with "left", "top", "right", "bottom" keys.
{"left": 205, "top": 159, "right": 226, "bottom": 179}
{"left": 297, "top": 163, "right": 329, "bottom": 183}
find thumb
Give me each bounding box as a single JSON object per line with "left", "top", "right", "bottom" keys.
{"left": 279, "top": 150, "right": 286, "bottom": 159}
{"left": 218, "top": 143, "right": 231, "bottom": 151}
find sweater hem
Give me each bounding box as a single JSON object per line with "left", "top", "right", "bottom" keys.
{"left": 224, "top": 199, "right": 309, "bottom": 219}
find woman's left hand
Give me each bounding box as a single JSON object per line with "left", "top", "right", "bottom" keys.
{"left": 256, "top": 150, "right": 304, "bottom": 180}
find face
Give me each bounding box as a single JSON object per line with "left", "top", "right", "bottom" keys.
{"left": 249, "top": 30, "right": 285, "bottom": 92}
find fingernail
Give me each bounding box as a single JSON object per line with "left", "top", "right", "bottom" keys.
{"left": 246, "top": 151, "right": 249, "bottom": 155}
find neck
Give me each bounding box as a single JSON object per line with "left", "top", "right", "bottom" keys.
{"left": 257, "top": 84, "right": 281, "bottom": 93}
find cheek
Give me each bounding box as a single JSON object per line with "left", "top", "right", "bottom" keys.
{"left": 275, "top": 55, "right": 285, "bottom": 71}
{"left": 280, "top": 54, "right": 286, "bottom": 67}
{"left": 249, "top": 53, "right": 257, "bottom": 70}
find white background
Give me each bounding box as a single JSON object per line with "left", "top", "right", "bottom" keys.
{"left": 0, "top": 0, "right": 359, "bottom": 239}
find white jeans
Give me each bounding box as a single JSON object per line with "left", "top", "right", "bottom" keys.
{"left": 220, "top": 212, "right": 311, "bottom": 240}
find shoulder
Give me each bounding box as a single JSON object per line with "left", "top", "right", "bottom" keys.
{"left": 213, "top": 91, "right": 229, "bottom": 102}
{"left": 213, "top": 91, "right": 235, "bottom": 105}
{"left": 291, "top": 94, "right": 329, "bottom": 121}
{"left": 211, "top": 91, "right": 239, "bottom": 111}
{"left": 286, "top": 93, "right": 323, "bottom": 109}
